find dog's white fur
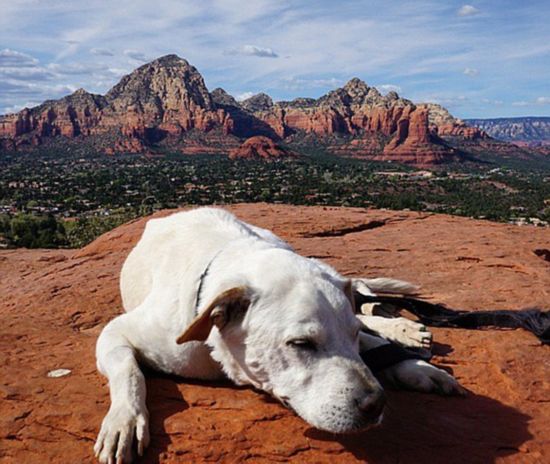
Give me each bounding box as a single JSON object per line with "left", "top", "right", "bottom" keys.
{"left": 94, "top": 208, "right": 462, "bottom": 463}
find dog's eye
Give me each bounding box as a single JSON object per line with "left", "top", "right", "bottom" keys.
{"left": 286, "top": 339, "right": 317, "bottom": 351}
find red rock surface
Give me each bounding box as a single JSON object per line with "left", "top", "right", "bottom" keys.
{"left": 229, "top": 136, "right": 295, "bottom": 159}
{"left": 1, "top": 204, "right": 549, "bottom": 463}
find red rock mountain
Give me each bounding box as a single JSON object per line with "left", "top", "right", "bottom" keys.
{"left": 0, "top": 55, "right": 235, "bottom": 154}
{"left": 0, "top": 89, "right": 107, "bottom": 149}
{"left": 229, "top": 135, "right": 296, "bottom": 160}
{"left": 0, "top": 54, "right": 488, "bottom": 165}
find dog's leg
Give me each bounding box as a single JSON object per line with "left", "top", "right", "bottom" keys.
{"left": 352, "top": 277, "right": 419, "bottom": 297}
{"left": 94, "top": 315, "right": 149, "bottom": 464}
{"left": 352, "top": 277, "right": 432, "bottom": 349}
{"left": 378, "top": 359, "right": 466, "bottom": 396}
{"left": 359, "top": 330, "right": 391, "bottom": 351}
{"left": 359, "top": 333, "right": 464, "bottom": 396}
{"left": 357, "top": 315, "right": 432, "bottom": 349}
{"left": 352, "top": 277, "right": 419, "bottom": 317}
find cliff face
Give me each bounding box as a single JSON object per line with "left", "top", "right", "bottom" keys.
{"left": 1, "top": 204, "right": 549, "bottom": 463}
{"left": 0, "top": 54, "right": 487, "bottom": 165}
{"left": 377, "top": 107, "right": 458, "bottom": 164}
{"left": 0, "top": 89, "right": 106, "bottom": 143}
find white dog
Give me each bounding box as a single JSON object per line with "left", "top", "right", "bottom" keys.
{"left": 94, "top": 208, "right": 463, "bottom": 463}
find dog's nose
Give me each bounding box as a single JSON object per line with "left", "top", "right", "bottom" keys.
{"left": 357, "top": 388, "right": 386, "bottom": 423}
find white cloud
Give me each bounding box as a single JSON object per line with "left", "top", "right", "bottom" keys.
{"left": 236, "top": 91, "right": 255, "bottom": 101}
{"left": 379, "top": 84, "right": 402, "bottom": 93}
{"left": 424, "top": 94, "right": 469, "bottom": 108}
{"left": 512, "top": 97, "right": 550, "bottom": 107}
{"left": 0, "top": 66, "right": 54, "bottom": 81}
{"left": 0, "top": 49, "right": 58, "bottom": 84}
{"left": 91, "top": 47, "right": 114, "bottom": 56}
{"left": 56, "top": 23, "right": 106, "bottom": 60}
{"left": 0, "top": 1, "right": 549, "bottom": 117}
{"left": 481, "top": 98, "right": 503, "bottom": 105}
{"left": 107, "top": 67, "right": 131, "bottom": 77}
{"left": 47, "top": 62, "right": 109, "bottom": 75}
{"left": 457, "top": 5, "right": 480, "bottom": 17}
{"left": 242, "top": 45, "right": 278, "bottom": 58}
{"left": 0, "top": 48, "right": 39, "bottom": 67}
{"left": 281, "top": 76, "right": 342, "bottom": 91}
{"left": 123, "top": 50, "right": 149, "bottom": 62}
{"left": 0, "top": 80, "right": 76, "bottom": 99}
{"left": 226, "top": 45, "right": 279, "bottom": 58}
{"left": 3, "top": 102, "right": 38, "bottom": 114}
{"left": 463, "top": 67, "right": 479, "bottom": 77}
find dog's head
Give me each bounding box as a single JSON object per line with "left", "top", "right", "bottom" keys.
{"left": 176, "top": 249, "right": 385, "bottom": 433}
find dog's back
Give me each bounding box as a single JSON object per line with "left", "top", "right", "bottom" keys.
{"left": 120, "top": 208, "right": 288, "bottom": 312}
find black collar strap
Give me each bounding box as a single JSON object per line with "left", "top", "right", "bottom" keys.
{"left": 194, "top": 250, "right": 223, "bottom": 315}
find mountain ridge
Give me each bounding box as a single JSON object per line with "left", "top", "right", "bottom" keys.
{"left": 0, "top": 54, "right": 495, "bottom": 165}
{"left": 466, "top": 117, "right": 550, "bottom": 145}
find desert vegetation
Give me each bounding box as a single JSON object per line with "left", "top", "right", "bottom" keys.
{"left": 1, "top": 150, "right": 548, "bottom": 248}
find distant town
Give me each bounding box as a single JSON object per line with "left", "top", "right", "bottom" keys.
{"left": 0, "top": 150, "right": 548, "bottom": 248}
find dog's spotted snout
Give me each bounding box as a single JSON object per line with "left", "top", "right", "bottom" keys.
{"left": 357, "top": 388, "right": 386, "bottom": 423}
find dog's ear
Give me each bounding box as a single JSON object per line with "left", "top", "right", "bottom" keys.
{"left": 176, "top": 287, "right": 250, "bottom": 344}
{"left": 344, "top": 279, "right": 357, "bottom": 313}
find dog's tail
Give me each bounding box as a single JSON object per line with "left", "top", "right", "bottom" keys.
{"left": 354, "top": 277, "right": 419, "bottom": 296}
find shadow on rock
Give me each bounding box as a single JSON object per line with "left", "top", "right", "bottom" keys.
{"left": 139, "top": 375, "right": 189, "bottom": 464}
{"left": 305, "top": 389, "right": 532, "bottom": 464}
{"left": 138, "top": 372, "right": 241, "bottom": 463}
{"left": 431, "top": 341, "right": 454, "bottom": 356}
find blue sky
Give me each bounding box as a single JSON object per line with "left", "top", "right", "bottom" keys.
{"left": 0, "top": 0, "right": 548, "bottom": 118}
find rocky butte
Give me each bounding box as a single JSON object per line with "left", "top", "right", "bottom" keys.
{"left": 229, "top": 135, "right": 296, "bottom": 160}
{"left": 0, "top": 54, "right": 491, "bottom": 166}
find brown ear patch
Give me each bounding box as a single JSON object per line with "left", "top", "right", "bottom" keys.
{"left": 176, "top": 287, "right": 248, "bottom": 344}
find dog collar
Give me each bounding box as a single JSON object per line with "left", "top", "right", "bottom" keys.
{"left": 194, "top": 250, "right": 222, "bottom": 315}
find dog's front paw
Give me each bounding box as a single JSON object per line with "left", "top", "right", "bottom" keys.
{"left": 381, "top": 359, "right": 466, "bottom": 396}
{"left": 94, "top": 404, "right": 150, "bottom": 464}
